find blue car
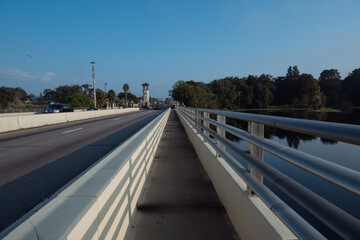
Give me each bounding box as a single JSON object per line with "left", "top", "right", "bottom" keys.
{"left": 87, "top": 106, "right": 98, "bottom": 111}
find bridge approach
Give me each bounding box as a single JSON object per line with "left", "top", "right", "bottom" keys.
{"left": 1, "top": 107, "right": 360, "bottom": 239}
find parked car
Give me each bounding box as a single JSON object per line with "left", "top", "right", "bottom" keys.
{"left": 87, "top": 106, "right": 98, "bottom": 111}
{"left": 43, "top": 104, "right": 74, "bottom": 113}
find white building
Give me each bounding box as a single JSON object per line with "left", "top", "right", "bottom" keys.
{"left": 142, "top": 82, "right": 150, "bottom": 107}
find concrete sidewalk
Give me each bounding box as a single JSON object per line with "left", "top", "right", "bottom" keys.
{"left": 127, "top": 110, "right": 239, "bottom": 240}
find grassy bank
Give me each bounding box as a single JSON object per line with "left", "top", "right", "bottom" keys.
{"left": 312, "top": 108, "right": 341, "bottom": 113}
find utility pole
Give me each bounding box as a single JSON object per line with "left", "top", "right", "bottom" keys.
{"left": 91, "top": 62, "right": 96, "bottom": 107}
{"left": 104, "top": 82, "right": 107, "bottom": 95}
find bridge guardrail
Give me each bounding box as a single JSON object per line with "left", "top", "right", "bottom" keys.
{"left": 0, "top": 108, "right": 139, "bottom": 133}
{"left": 0, "top": 107, "right": 89, "bottom": 114}
{"left": 177, "top": 107, "right": 360, "bottom": 240}
{"left": 1, "top": 109, "right": 170, "bottom": 240}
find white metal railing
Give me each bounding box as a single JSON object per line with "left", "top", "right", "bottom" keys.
{"left": 177, "top": 107, "right": 360, "bottom": 240}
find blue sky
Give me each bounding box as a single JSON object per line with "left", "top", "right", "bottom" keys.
{"left": 1, "top": 0, "right": 360, "bottom": 98}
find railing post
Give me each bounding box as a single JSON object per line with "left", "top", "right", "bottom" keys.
{"left": 217, "top": 115, "right": 226, "bottom": 151}
{"left": 204, "top": 112, "right": 210, "bottom": 139}
{"left": 190, "top": 109, "right": 194, "bottom": 126}
{"left": 247, "top": 121, "right": 264, "bottom": 195}
{"left": 194, "top": 109, "right": 199, "bottom": 132}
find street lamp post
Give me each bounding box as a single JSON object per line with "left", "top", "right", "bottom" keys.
{"left": 105, "top": 83, "right": 107, "bottom": 95}
{"left": 91, "top": 62, "right": 96, "bottom": 108}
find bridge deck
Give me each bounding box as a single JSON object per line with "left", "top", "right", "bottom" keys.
{"left": 127, "top": 110, "right": 239, "bottom": 240}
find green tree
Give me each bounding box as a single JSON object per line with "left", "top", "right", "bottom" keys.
{"left": 189, "top": 81, "right": 218, "bottom": 108}
{"left": 118, "top": 92, "right": 139, "bottom": 104}
{"left": 296, "top": 74, "right": 322, "bottom": 109}
{"left": 0, "top": 87, "right": 16, "bottom": 108}
{"left": 96, "top": 89, "right": 106, "bottom": 108}
{"left": 171, "top": 80, "right": 193, "bottom": 106}
{"left": 43, "top": 88, "right": 57, "bottom": 100}
{"left": 209, "top": 77, "right": 245, "bottom": 110}
{"left": 55, "top": 85, "right": 82, "bottom": 103}
{"left": 171, "top": 80, "right": 217, "bottom": 108}
{"left": 319, "top": 69, "right": 341, "bottom": 106}
{"left": 81, "top": 84, "right": 92, "bottom": 96}
{"left": 274, "top": 66, "right": 300, "bottom": 105}
{"left": 107, "top": 89, "right": 116, "bottom": 108}
{"left": 245, "top": 74, "right": 275, "bottom": 108}
{"left": 0, "top": 87, "right": 27, "bottom": 108}
{"left": 123, "top": 83, "right": 129, "bottom": 108}
{"left": 13, "top": 87, "right": 28, "bottom": 101}
{"left": 343, "top": 68, "right": 360, "bottom": 105}
{"left": 287, "top": 65, "right": 300, "bottom": 77}
{"left": 65, "top": 93, "right": 93, "bottom": 107}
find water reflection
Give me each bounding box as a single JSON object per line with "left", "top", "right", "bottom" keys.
{"left": 225, "top": 118, "right": 320, "bottom": 149}
{"left": 226, "top": 108, "right": 360, "bottom": 149}
{"left": 246, "top": 108, "right": 360, "bottom": 125}
{"left": 223, "top": 108, "right": 360, "bottom": 239}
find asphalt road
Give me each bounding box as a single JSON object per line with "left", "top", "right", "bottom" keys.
{"left": 0, "top": 109, "right": 162, "bottom": 234}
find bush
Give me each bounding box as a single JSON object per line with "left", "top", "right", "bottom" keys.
{"left": 65, "top": 93, "right": 93, "bottom": 107}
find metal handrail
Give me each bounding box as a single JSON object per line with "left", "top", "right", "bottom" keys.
{"left": 194, "top": 108, "right": 360, "bottom": 146}
{"left": 180, "top": 112, "right": 325, "bottom": 240}
{"left": 184, "top": 109, "right": 360, "bottom": 196}
{"left": 177, "top": 107, "right": 360, "bottom": 239}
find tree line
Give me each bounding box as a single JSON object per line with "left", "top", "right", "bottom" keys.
{"left": 170, "top": 66, "right": 360, "bottom": 110}
{"left": 0, "top": 87, "right": 29, "bottom": 108}
{"left": 0, "top": 83, "right": 139, "bottom": 109}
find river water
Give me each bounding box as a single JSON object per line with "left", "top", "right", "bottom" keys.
{"left": 231, "top": 108, "right": 360, "bottom": 239}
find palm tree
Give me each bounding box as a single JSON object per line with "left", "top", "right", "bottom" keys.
{"left": 107, "top": 89, "right": 116, "bottom": 109}
{"left": 123, "top": 83, "right": 129, "bottom": 108}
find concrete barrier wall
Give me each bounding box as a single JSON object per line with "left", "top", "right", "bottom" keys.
{"left": 0, "top": 108, "right": 139, "bottom": 133}
{"left": 176, "top": 109, "right": 297, "bottom": 240}
{"left": 2, "top": 109, "right": 170, "bottom": 240}
{"left": 0, "top": 112, "right": 40, "bottom": 116}
{"left": 0, "top": 116, "right": 20, "bottom": 133}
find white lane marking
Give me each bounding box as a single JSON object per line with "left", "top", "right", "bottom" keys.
{"left": 62, "top": 128, "right": 83, "bottom": 134}
{"left": 113, "top": 118, "right": 121, "bottom": 121}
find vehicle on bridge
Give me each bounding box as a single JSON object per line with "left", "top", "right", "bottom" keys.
{"left": 43, "top": 104, "right": 74, "bottom": 113}
{"left": 153, "top": 105, "right": 162, "bottom": 110}
{"left": 87, "top": 106, "right": 98, "bottom": 111}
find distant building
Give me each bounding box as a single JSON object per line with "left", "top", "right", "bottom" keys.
{"left": 26, "top": 97, "right": 54, "bottom": 104}
{"left": 142, "top": 82, "right": 150, "bottom": 107}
